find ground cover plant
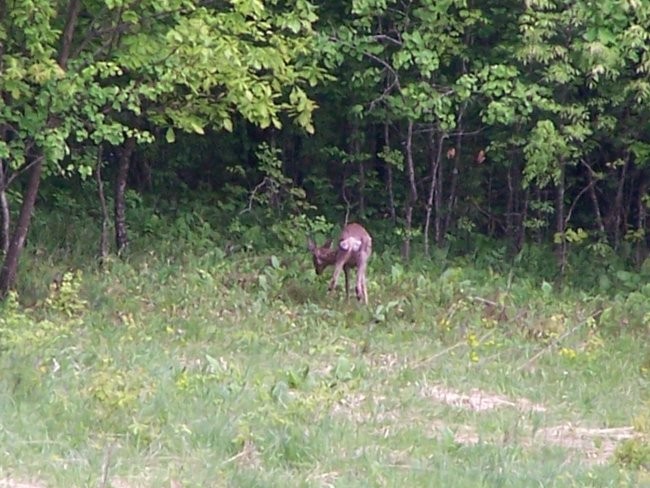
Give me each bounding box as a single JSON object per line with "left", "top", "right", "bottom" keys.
{"left": 2, "top": 1, "right": 650, "bottom": 486}
{"left": 0, "top": 212, "right": 648, "bottom": 488}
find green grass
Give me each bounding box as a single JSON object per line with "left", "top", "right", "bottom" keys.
{"left": 0, "top": 240, "right": 648, "bottom": 488}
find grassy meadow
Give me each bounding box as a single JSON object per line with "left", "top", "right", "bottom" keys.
{"left": 0, "top": 212, "right": 649, "bottom": 487}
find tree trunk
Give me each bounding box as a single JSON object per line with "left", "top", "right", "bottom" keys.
{"left": 636, "top": 171, "right": 648, "bottom": 267}
{"left": 384, "top": 121, "right": 396, "bottom": 223}
{"left": 358, "top": 158, "right": 366, "bottom": 216}
{"left": 434, "top": 133, "right": 444, "bottom": 246}
{"left": 96, "top": 146, "right": 109, "bottom": 265}
{"left": 0, "top": 157, "right": 43, "bottom": 298}
{"left": 518, "top": 187, "right": 529, "bottom": 252}
{"left": 609, "top": 157, "right": 629, "bottom": 249}
{"left": 0, "top": 5, "right": 6, "bottom": 254}
{"left": 0, "top": 0, "right": 80, "bottom": 299}
{"left": 554, "top": 161, "right": 567, "bottom": 276}
{"left": 349, "top": 120, "right": 365, "bottom": 216}
{"left": 57, "top": 0, "right": 81, "bottom": 67}
{"left": 402, "top": 120, "right": 417, "bottom": 260}
{"left": 506, "top": 164, "right": 515, "bottom": 248}
{"left": 581, "top": 159, "right": 605, "bottom": 234}
{"left": 0, "top": 153, "right": 8, "bottom": 255}
{"left": 486, "top": 170, "right": 495, "bottom": 237}
{"left": 444, "top": 129, "right": 462, "bottom": 236}
{"left": 424, "top": 129, "right": 444, "bottom": 256}
{"left": 115, "top": 137, "right": 135, "bottom": 254}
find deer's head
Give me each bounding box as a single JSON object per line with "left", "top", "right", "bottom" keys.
{"left": 307, "top": 237, "right": 334, "bottom": 275}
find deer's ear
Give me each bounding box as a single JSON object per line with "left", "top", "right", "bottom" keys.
{"left": 307, "top": 237, "right": 316, "bottom": 251}
{"left": 323, "top": 238, "right": 333, "bottom": 249}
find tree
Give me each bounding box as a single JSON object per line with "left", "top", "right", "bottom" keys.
{"left": 0, "top": 0, "right": 324, "bottom": 298}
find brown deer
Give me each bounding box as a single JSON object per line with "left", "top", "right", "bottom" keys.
{"left": 307, "top": 223, "right": 372, "bottom": 304}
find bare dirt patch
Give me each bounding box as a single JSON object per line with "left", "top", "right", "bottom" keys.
{"left": 420, "top": 384, "right": 547, "bottom": 412}
{"left": 0, "top": 479, "right": 46, "bottom": 488}
{"left": 331, "top": 392, "right": 402, "bottom": 424}
{"left": 332, "top": 383, "right": 636, "bottom": 466}
{"left": 536, "top": 424, "right": 636, "bottom": 465}
{"left": 369, "top": 352, "right": 406, "bottom": 374}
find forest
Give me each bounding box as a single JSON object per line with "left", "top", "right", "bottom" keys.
{"left": 0, "top": 1, "right": 649, "bottom": 486}
{"left": 1, "top": 0, "right": 649, "bottom": 291}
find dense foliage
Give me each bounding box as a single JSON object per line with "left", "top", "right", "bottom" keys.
{"left": 1, "top": 3, "right": 649, "bottom": 485}
{"left": 1, "top": 0, "right": 650, "bottom": 295}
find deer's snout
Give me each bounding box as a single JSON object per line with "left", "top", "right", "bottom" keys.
{"left": 313, "top": 258, "right": 324, "bottom": 275}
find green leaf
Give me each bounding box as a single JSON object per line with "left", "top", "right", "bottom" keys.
{"left": 190, "top": 122, "right": 205, "bottom": 135}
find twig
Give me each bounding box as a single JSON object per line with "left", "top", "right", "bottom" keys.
{"left": 413, "top": 339, "right": 466, "bottom": 368}
{"left": 564, "top": 178, "right": 596, "bottom": 227}
{"left": 4, "top": 153, "right": 44, "bottom": 190}
{"left": 239, "top": 177, "right": 270, "bottom": 215}
{"left": 99, "top": 443, "right": 115, "bottom": 488}
{"left": 380, "top": 463, "right": 436, "bottom": 471}
{"left": 221, "top": 449, "right": 247, "bottom": 466}
{"left": 414, "top": 330, "right": 495, "bottom": 369}
{"left": 96, "top": 145, "right": 110, "bottom": 265}
{"left": 342, "top": 180, "right": 351, "bottom": 225}
{"left": 516, "top": 311, "right": 600, "bottom": 372}
{"left": 467, "top": 295, "right": 499, "bottom": 307}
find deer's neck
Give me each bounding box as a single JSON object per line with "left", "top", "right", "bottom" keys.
{"left": 323, "top": 248, "right": 340, "bottom": 266}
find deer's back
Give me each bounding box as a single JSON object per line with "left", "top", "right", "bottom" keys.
{"left": 339, "top": 223, "right": 372, "bottom": 264}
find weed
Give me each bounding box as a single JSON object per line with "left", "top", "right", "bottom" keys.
{"left": 0, "top": 217, "right": 648, "bottom": 487}
{"left": 614, "top": 437, "right": 650, "bottom": 470}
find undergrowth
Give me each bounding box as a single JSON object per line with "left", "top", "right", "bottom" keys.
{"left": 0, "top": 203, "right": 648, "bottom": 487}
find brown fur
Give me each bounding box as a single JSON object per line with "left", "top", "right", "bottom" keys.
{"left": 307, "top": 223, "right": 372, "bottom": 304}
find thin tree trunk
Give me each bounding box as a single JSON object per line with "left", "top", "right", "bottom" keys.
{"left": 581, "top": 159, "right": 605, "bottom": 234}
{"left": 636, "top": 171, "right": 648, "bottom": 267}
{"left": 434, "top": 133, "right": 444, "bottom": 246}
{"left": 0, "top": 157, "right": 43, "bottom": 298}
{"left": 518, "top": 186, "right": 529, "bottom": 252}
{"left": 424, "top": 130, "right": 444, "bottom": 256}
{"left": 506, "top": 164, "right": 515, "bottom": 249}
{"left": 511, "top": 161, "right": 525, "bottom": 254}
{"left": 358, "top": 158, "right": 366, "bottom": 216}
{"left": 554, "top": 161, "right": 567, "bottom": 276}
{"left": 57, "top": 0, "right": 81, "bottom": 67}
{"left": 444, "top": 129, "right": 462, "bottom": 236}
{"left": 0, "top": 0, "right": 80, "bottom": 298}
{"left": 402, "top": 120, "right": 417, "bottom": 260}
{"left": 487, "top": 170, "right": 495, "bottom": 237}
{"left": 611, "top": 156, "right": 629, "bottom": 249}
{"left": 115, "top": 137, "right": 135, "bottom": 254}
{"left": 96, "top": 146, "right": 109, "bottom": 265}
{"left": 346, "top": 119, "right": 365, "bottom": 216}
{"left": 384, "top": 121, "right": 396, "bottom": 223}
{"left": 533, "top": 187, "right": 541, "bottom": 244}
{"left": 0, "top": 26, "right": 7, "bottom": 254}
{"left": 0, "top": 151, "right": 8, "bottom": 255}
{"left": 356, "top": 126, "right": 366, "bottom": 216}
{"left": 341, "top": 171, "right": 351, "bottom": 225}
{"left": 621, "top": 166, "right": 640, "bottom": 238}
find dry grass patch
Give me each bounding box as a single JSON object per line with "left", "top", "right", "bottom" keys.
{"left": 0, "top": 479, "right": 46, "bottom": 488}
{"left": 419, "top": 383, "right": 547, "bottom": 413}
{"left": 331, "top": 392, "right": 402, "bottom": 424}
{"left": 536, "top": 424, "right": 637, "bottom": 465}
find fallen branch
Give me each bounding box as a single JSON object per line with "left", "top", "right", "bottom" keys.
{"left": 516, "top": 310, "right": 601, "bottom": 372}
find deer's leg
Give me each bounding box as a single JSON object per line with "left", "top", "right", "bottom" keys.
{"left": 329, "top": 261, "right": 345, "bottom": 293}
{"left": 344, "top": 267, "right": 350, "bottom": 300}
{"left": 356, "top": 253, "right": 369, "bottom": 304}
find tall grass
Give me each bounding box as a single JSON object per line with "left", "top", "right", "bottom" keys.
{"left": 0, "top": 205, "right": 648, "bottom": 487}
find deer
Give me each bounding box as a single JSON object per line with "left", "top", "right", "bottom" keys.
{"left": 307, "top": 223, "right": 372, "bottom": 304}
